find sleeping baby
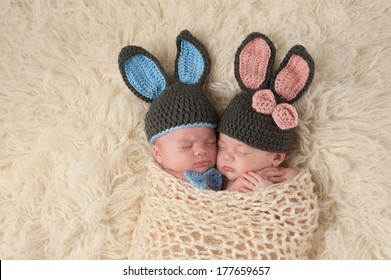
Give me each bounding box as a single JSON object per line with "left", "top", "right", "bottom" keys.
{"left": 118, "top": 29, "right": 221, "bottom": 191}
{"left": 217, "top": 32, "right": 315, "bottom": 192}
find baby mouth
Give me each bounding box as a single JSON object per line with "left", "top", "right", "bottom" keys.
{"left": 194, "top": 160, "right": 211, "bottom": 168}
{"left": 223, "top": 165, "right": 235, "bottom": 172}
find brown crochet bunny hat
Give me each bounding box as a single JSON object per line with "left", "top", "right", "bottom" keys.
{"left": 219, "top": 32, "right": 315, "bottom": 153}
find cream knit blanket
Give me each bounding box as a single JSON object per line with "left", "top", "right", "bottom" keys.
{"left": 128, "top": 163, "right": 319, "bottom": 259}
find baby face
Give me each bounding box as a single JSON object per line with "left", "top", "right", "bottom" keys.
{"left": 217, "top": 133, "right": 284, "bottom": 182}
{"left": 153, "top": 127, "right": 217, "bottom": 176}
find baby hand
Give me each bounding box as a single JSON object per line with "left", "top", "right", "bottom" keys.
{"left": 225, "top": 167, "right": 287, "bottom": 192}
{"left": 224, "top": 178, "right": 246, "bottom": 192}
{"left": 225, "top": 172, "right": 272, "bottom": 193}
{"left": 238, "top": 172, "right": 273, "bottom": 192}
{"left": 226, "top": 167, "right": 287, "bottom": 193}
{"left": 255, "top": 167, "right": 286, "bottom": 184}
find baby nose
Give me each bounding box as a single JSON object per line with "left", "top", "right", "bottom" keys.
{"left": 194, "top": 146, "right": 207, "bottom": 156}
{"left": 224, "top": 151, "right": 234, "bottom": 161}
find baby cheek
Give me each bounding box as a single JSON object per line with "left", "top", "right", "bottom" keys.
{"left": 216, "top": 150, "right": 224, "bottom": 160}
{"left": 216, "top": 153, "right": 224, "bottom": 169}
{"left": 211, "top": 146, "right": 217, "bottom": 158}
{"left": 233, "top": 158, "right": 249, "bottom": 174}
{"left": 208, "top": 145, "right": 218, "bottom": 159}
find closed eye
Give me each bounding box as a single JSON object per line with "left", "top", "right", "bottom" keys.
{"left": 179, "top": 146, "right": 191, "bottom": 150}
{"left": 178, "top": 145, "right": 192, "bottom": 150}
{"left": 237, "top": 150, "right": 250, "bottom": 155}
{"left": 217, "top": 143, "right": 225, "bottom": 150}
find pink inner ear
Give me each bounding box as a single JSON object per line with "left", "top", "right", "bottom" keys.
{"left": 239, "top": 38, "right": 271, "bottom": 89}
{"left": 274, "top": 55, "right": 310, "bottom": 101}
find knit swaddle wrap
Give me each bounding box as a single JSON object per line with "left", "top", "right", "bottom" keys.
{"left": 128, "top": 163, "right": 319, "bottom": 259}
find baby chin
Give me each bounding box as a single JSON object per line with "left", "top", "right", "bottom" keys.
{"left": 223, "top": 172, "right": 239, "bottom": 182}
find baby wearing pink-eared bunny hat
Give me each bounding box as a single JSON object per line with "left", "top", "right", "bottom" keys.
{"left": 217, "top": 32, "right": 315, "bottom": 192}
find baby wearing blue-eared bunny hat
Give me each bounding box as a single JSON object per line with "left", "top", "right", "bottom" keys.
{"left": 118, "top": 30, "right": 221, "bottom": 191}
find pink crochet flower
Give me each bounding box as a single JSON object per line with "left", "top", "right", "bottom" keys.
{"left": 252, "top": 90, "right": 298, "bottom": 130}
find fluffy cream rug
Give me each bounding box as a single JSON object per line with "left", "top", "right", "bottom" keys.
{"left": 1, "top": 0, "right": 391, "bottom": 259}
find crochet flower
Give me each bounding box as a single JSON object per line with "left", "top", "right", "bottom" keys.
{"left": 252, "top": 89, "right": 298, "bottom": 130}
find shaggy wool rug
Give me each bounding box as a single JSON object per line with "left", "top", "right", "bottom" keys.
{"left": 1, "top": 0, "right": 391, "bottom": 259}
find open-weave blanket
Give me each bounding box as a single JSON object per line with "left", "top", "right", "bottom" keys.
{"left": 128, "top": 163, "right": 319, "bottom": 259}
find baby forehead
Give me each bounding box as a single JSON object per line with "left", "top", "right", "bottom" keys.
{"left": 161, "top": 126, "right": 217, "bottom": 142}
{"left": 218, "top": 133, "right": 248, "bottom": 146}
{"left": 217, "top": 133, "right": 264, "bottom": 151}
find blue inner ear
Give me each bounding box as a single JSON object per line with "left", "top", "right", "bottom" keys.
{"left": 124, "top": 55, "right": 167, "bottom": 100}
{"left": 178, "top": 40, "right": 205, "bottom": 84}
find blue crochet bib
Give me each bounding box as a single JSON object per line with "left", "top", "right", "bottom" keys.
{"left": 183, "top": 167, "right": 222, "bottom": 191}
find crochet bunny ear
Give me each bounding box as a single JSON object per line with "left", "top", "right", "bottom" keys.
{"left": 234, "top": 32, "right": 276, "bottom": 91}
{"left": 118, "top": 46, "right": 169, "bottom": 103}
{"left": 175, "top": 30, "right": 211, "bottom": 85}
{"left": 272, "top": 45, "right": 315, "bottom": 104}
